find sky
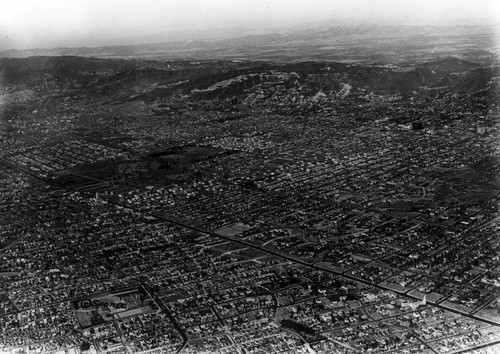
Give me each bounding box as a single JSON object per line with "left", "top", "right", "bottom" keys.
{"left": 0, "top": 0, "right": 499, "bottom": 50}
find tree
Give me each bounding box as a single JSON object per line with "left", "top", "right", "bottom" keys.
{"left": 80, "top": 342, "right": 91, "bottom": 352}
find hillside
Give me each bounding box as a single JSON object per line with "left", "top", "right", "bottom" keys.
{"left": 1, "top": 56, "right": 498, "bottom": 104}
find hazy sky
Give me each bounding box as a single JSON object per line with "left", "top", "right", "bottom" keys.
{"left": 0, "top": 0, "right": 499, "bottom": 49}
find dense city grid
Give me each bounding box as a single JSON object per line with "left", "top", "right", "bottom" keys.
{"left": 0, "top": 55, "right": 500, "bottom": 354}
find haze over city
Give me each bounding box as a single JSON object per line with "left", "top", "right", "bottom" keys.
{"left": 1, "top": 0, "right": 499, "bottom": 50}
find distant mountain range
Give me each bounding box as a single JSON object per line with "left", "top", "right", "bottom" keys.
{"left": 1, "top": 24, "right": 498, "bottom": 65}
